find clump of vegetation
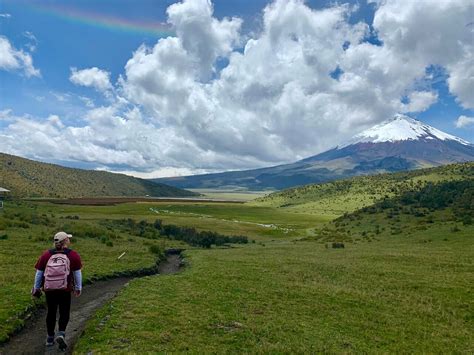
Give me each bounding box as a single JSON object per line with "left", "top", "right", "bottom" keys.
{"left": 148, "top": 245, "right": 164, "bottom": 259}
{"left": 103, "top": 218, "right": 249, "bottom": 248}
{"left": 161, "top": 224, "right": 248, "bottom": 248}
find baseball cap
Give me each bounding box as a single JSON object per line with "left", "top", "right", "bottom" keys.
{"left": 54, "top": 231, "right": 72, "bottom": 242}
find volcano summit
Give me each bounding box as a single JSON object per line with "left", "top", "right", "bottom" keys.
{"left": 156, "top": 115, "right": 474, "bottom": 190}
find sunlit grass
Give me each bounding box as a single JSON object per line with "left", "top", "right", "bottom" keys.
{"left": 76, "top": 230, "right": 473, "bottom": 353}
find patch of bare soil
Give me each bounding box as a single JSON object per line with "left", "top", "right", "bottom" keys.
{"left": 0, "top": 254, "right": 182, "bottom": 355}
{"left": 31, "top": 197, "right": 244, "bottom": 206}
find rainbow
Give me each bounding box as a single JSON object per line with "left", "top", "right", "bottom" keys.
{"left": 27, "top": 3, "right": 175, "bottom": 37}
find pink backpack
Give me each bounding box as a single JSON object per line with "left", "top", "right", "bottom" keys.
{"left": 44, "top": 251, "right": 70, "bottom": 291}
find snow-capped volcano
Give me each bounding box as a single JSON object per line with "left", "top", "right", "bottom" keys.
{"left": 156, "top": 115, "right": 473, "bottom": 190}
{"left": 340, "top": 114, "right": 471, "bottom": 148}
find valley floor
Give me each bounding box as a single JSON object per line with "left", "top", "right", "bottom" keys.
{"left": 76, "top": 233, "right": 473, "bottom": 353}
{"left": 0, "top": 198, "right": 472, "bottom": 353}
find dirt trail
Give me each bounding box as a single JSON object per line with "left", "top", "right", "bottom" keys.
{"left": 0, "top": 254, "right": 182, "bottom": 355}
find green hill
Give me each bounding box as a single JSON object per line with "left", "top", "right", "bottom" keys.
{"left": 250, "top": 162, "right": 474, "bottom": 217}
{"left": 313, "top": 178, "right": 473, "bottom": 243}
{"left": 0, "top": 153, "right": 197, "bottom": 198}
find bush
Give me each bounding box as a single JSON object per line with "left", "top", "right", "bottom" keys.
{"left": 462, "top": 215, "right": 472, "bottom": 225}
{"left": 148, "top": 245, "right": 164, "bottom": 259}
{"left": 450, "top": 225, "right": 461, "bottom": 232}
{"left": 101, "top": 218, "right": 250, "bottom": 248}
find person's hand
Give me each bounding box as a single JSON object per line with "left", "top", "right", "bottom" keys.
{"left": 31, "top": 288, "right": 42, "bottom": 298}
{"left": 74, "top": 289, "right": 82, "bottom": 297}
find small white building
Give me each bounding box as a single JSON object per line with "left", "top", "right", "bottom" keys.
{"left": 0, "top": 188, "right": 10, "bottom": 208}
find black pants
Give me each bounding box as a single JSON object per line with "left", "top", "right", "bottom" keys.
{"left": 45, "top": 291, "right": 71, "bottom": 336}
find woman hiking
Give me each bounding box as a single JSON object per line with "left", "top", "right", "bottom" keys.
{"left": 32, "top": 231, "right": 82, "bottom": 351}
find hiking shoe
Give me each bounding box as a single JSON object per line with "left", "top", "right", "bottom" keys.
{"left": 55, "top": 332, "right": 67, "bottom": 351}
{"left": 45, "top": 335, "right": 54, "bottom": 347}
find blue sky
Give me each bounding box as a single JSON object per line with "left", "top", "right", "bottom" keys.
{"left": 0, "top": 0, "right": 472, "bottom": 177}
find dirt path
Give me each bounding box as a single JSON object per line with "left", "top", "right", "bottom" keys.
{"left": 0, "top": 254, "right": 182, "bottom": 355}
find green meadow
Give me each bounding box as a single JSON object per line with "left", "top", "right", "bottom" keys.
{"left": 77, "top": 234, "right": 473, "bottom": 353}
{"left": 188, "top": 189, "right": 272, "bottom": 201}
{"left": 0, "top": 163, "right": 472, "bottom": 352}
{"left": 0, "top": 199, "right": 326, "bottom": 342}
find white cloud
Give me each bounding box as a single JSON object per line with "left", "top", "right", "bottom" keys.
{"left": 50, "top": 91, "right": 70, "bottom": 102}
{"left": 23, "top": 31, "right": 38, "bottom": 52}
{"left": 0, "top": 36, "right": 40, "bottom": 77}
{"left": 123, "top": 0, "right": 372, "bottom": 165}
{"left": 0, "top": 13, "right": 11, "bottom": 18}
{"left": 79, "top": 96, "right": 95, "bottom": 108}
{"left": 0, "top": 109, "right": 14, "bottom": 120}
{"left": 166, "top": 0, "right": 242, "bottom": 80}
{"left": 447, "top": 57, "right": 474, "bottom": 109}
{"left": 1, "top": 0, "right": 473, "bottom": 175}
{"left": 109, "top": 167, "right": 216, "bottom": 179}
{"left": 70, "top": 67, "right": 113, "bottom": 92}
{"left": 455, "top": 115, "right": 474, "bottom": 128}
{"left": 401, "top": 91, "right": 438, "bottom": 113}
{"left": 370, "top": 0, "right": 474, "bottom": 109}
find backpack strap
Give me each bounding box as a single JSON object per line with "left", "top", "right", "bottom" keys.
{"left": 49, "top": 248, "right": 72, "bottom": 255}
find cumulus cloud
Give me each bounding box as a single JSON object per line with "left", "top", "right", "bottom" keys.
{"left": 123, "top": 0, "right": 371, "bottom": 165}
{"left": 0, "top": 36, "right": 40, "bottom": 77}
{"left": 167, "top": 0, "right": 242, "bottom": 80}
{"left": 401, "top": 91, "right": 438, "bottom": 113}
{"left": 455, "top": 115, "right": 474, "bottom": 128}
{"left": 370, "top": 0, "right": 474, "bottom": 109}
{"left": 70, "top": 67, "right": 113, "bottom": 92}
{"left": 1, "top": 0, "right": 473, "bottom": 176}
{"left": 0, "top": 106, "right": 212, "bottom": 175}
{"left": 109, "top": 167, "right": 216, "bottom": 179}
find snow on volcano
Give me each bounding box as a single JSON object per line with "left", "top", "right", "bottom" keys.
{"left": 340, "top": 114, "right": 471, "bottom": 148}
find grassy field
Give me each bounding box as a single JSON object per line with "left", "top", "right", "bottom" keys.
{"left": 0, "top": 201, "right": 179, "bottom": 342}
{"left": 0, "top": 199, "right": 328, "bottom": 342}
{"left": 1, "top": 163, "right": 473, "bottom": 352}
{"left": 76, "top": 228, "right": 473, "bottom": 353}
{"left": 188, "top": 189, "right": 272, "bottom": 201}
{"left": 72, "top": 165, "right": 473, "bottom": 353}
{"left": 37, "top": 201, "right": 330, "bottom": 240}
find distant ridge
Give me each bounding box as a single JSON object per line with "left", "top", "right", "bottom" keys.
{"left": 0, "top": 153, "right": 197, "bottom": 198}
{"left": 155, "top": 115, "right": 474, "bottom": 190}
{"left": 250, "top": 162, "right": 474, "bottom": 214}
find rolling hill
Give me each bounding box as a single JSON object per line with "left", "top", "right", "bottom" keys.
{"left": 0, "top": 153, "right": 197, "bottom": 198}
{"left": 314, "top": 177, "right": 474, "bottom": 244}
{"left": 250, "top": 162, "right": 474, "bottom": 217}
{"left": 156, "top": 115, "right": 473, "bottom": 190}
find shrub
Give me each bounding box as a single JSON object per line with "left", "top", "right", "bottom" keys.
{"left": 450, "top": 225, "right": 461, "bottom": 232}
{"left": 148, "top": 244, "right": 164, "bottom": 259}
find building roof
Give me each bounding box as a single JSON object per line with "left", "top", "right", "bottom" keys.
{"left": 0, "top": 188, "right": 10, "bottom": 192}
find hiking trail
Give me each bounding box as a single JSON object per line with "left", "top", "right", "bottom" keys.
{"left": 0, "top": 253, "right": 182, "bottom": 355}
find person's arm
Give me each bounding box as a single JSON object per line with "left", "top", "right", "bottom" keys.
{"left": 70, "top": 251, "right": 83, "bottom": 296}
{"left": 73, "top": 269, "right": 82, "bottom": 293}
{"left": 33, "top": 269, "right": 44, "bottom": 289}
{"left": 32, "top": 252, "right": 48, "bottom": 297}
